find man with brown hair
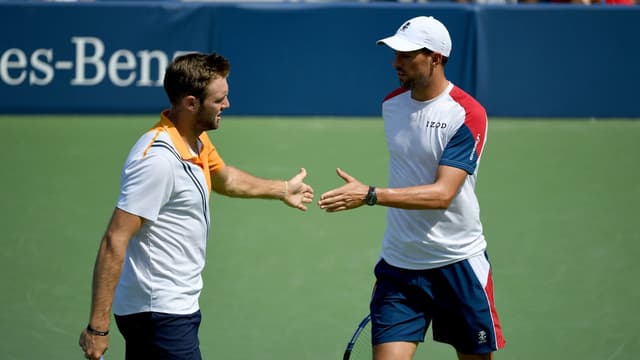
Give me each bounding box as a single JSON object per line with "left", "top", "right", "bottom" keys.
{"left": 79, "top": 52, "right": 314, "bottom": 360}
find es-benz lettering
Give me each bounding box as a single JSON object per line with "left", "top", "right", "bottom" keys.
{"left": 0, "top": 36, "right": 191, "bottom": 87}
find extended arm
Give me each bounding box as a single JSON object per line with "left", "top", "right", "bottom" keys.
{"left": 377, "top": 165, "right": 467, "bottom": 209}
{"left": 211, "top": 166, "right": 314, "bottom": 211}
{"left": 79, "top": 208, "right": 143, "bottom": 360}
{"left": 318, "top": 166, "right": 467, "bottom": 212}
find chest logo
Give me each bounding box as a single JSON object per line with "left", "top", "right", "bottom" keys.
{"left": 426, "top": 121, "right": 447, "bottom": 129}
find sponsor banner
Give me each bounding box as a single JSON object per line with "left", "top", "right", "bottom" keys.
{"left": 1, "top": 3, "right": 638, "bottom": 117}
{"left": 0, "top": 3, "right": 474, "bottom": 116}
{"left": 0, "top": 3, "right": 209, "bottom": 113}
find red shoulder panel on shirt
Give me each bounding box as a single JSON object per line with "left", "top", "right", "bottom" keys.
{"left": 449, "top": 85, "right": 488, "bottom": 157}
{"left": 383, "top": 87, "right": 409, "bottom": 103}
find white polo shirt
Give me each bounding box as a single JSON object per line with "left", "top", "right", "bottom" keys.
{"left": 113, "top": 112, "right": 225, "bottom": 315}
{"left": 380, "top": 82, "right": 488, "bottom": 270}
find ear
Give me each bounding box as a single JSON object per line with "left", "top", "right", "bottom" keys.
{"left": 181, "top": 95, "right": 199, "bottom": 112}
{"left": 432, "top": 53, "right": 442, "bottom": 66}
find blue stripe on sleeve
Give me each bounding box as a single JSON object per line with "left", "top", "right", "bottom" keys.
{"left": 439, "top": 124, "right": 478, "bottom": 174}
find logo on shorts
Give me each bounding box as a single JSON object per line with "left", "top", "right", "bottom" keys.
{"left": 477, "top": 330, "right": 488, "bottom": 344}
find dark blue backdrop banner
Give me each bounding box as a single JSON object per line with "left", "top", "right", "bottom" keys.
{"left": 0, "top": 2, "right": 638, "bottom": 117}
{"left": 475, "top": 5, "right": 640, "bottom": 118}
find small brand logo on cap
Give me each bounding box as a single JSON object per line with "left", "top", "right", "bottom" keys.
{"left": 400, "top": 21, "right": 411, "bottom": 31}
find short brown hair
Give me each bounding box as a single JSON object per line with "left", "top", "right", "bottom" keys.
{"left": 163, "top": 53, "right": 230, "bottom": 105}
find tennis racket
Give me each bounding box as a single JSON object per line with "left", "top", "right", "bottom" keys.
{"left": 343, "top": 314, "right": 371, "bottom": 360}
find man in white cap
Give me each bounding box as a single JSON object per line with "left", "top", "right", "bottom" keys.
{"left": 319, "top": 16, "right": 505, "bottom": 360}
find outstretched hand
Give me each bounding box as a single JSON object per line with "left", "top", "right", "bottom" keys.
{"left": 318, "top": 168, "right": 368, "bottom": 212}
{"left": 283, "top": 168, "right": 315, "bottom": 211}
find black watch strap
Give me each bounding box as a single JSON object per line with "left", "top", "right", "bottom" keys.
{"left": 365, "top": 186, "right": 377, "bottom": 206}
{"left": 86, "top": 324, "right": 109, "bottom": 336}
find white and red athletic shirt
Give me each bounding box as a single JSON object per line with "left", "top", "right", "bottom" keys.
{"left": 380, "top": 82, "right": 488, "bottom": 270}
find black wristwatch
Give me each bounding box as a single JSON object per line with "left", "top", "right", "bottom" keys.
{"left": 365, "top": 185, "right": 377, "bottom": 206}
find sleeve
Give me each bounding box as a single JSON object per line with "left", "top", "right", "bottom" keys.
{"left": 201, "top": 134, "right": 225, "bottom": 174}
{"left": 116, "top": 154, "right": 174, "bottom": 221}
{"left": 439, "top": 114, "right": 487, "bottom": 175}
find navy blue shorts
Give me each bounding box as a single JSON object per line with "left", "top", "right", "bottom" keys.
{"left": 115, "top": 310, "right": 202, "bottom": 360}
{"left": 370, "top": 254, "right": 505, "bottom": 354}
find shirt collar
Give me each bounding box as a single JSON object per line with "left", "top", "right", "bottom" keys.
{"left": 157, "top": 110, "right": 199, "bottom": 161}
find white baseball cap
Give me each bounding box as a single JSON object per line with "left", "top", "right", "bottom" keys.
{"left": 376, "top": 16, "right": 452, "bottom": 57}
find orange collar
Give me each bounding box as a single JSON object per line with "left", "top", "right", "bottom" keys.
{"left": 151, "top": 111, "right": 213, "bottom": 192}
{"left": 155, "top": 110, "right": 205, "bottom": 161}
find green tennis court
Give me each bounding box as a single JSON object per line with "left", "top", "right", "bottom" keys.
{"left": 0, "top": 116, "right": 638, "bottom": 359}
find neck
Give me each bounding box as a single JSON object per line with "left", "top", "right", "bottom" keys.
{"left": 166, "top": 108, "right": 200, "bottom": 153}
{"left": 412, "top": 73, "right": 449, "bottom": 102}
